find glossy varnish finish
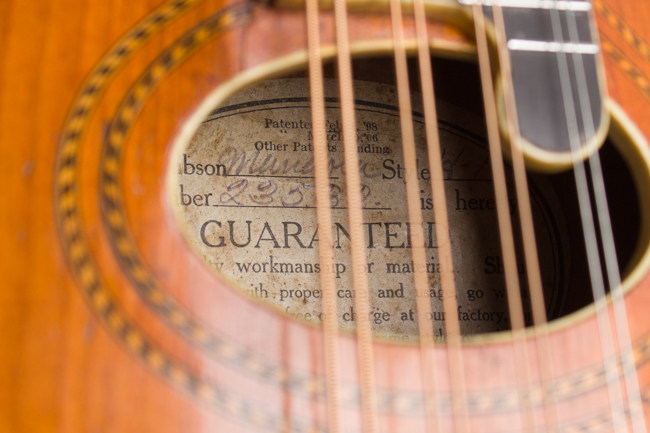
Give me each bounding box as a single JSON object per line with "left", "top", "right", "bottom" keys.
{"left": 3, "top": 0, "right": 650, "bottom": 431}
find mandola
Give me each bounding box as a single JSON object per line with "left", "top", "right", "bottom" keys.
{"left": 4, "top": 0, "right": 650, "bottom": 431}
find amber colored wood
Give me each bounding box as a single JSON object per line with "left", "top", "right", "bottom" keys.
{"left": 3, "top": 0, "right": 650, "bottom": 432}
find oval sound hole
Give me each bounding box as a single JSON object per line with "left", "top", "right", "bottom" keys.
{"left": 170, "top": 56, "right": 642, "bottom": 340}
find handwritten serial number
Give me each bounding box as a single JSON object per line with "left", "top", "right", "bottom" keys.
{"left": 218, "top": 179, "right": 372, "bottom": 208}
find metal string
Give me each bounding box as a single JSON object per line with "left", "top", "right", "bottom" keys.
{"left": 332, "top": 0, "right": 379, "bottom": 430}
{"left": 491, "top": 3, "right": 561, "bottom": 431}
{"left": 553, "top": 3, "right": 647, "bottom": 431}
{"left": 304, "top": 2, "right": 646, "bottom": 432}
{"left": 389, "top": 0, "right": 472, "bottom": 431}
{"left": 548, "top": 7, "right": 628, "bottom": 428}
{"left": 305, "top": 0, "right": 343, "bottom": 431}
{"left": 387, "top": 1, "right": 440, "bottom": 431}
{"left": 471, "top": 4, "right": 542, "bottom": 432}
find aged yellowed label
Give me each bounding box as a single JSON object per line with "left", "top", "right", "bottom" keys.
{"left": 172, "top": 79, "right": 569, "bottom": 339}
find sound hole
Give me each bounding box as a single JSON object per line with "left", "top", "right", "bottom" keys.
{"left": 170, "top": 55, "right": 642, "bottom": 340}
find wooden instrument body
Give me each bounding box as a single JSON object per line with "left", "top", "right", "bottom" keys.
{"left": 3, "top": 0, "right": 650, "bottom": 431}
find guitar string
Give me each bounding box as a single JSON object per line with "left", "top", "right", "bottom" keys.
{"left": 493, "top": 1, "right": 645, "bottom": 431}
{"left": 332, "top": 0, "right": 379, "bottom": 429}
{"left": 387, "top": 1, "right": 439, "bottom": 431}
{"left": 547, "top": 3, "right": 628, "bottom": 429}
{"left": 553, "top": 3, "right": 647, "bottom": 432}
{"left": 568, "top": 4, "right": 647, "bottom": 431}
{"left": 305, "top": 0, "right": 343, "bottom": 431}
{"left": 550, "top": 2, "right": 629, "bottom": 431}
{"left": 389, "top": 0, "right": 469, "bottom": 431}
{"left": 471, "top": 4, "right": 540, "bottom": 432}
{"left": 308, "top": 2, "right": 645, "bottom": 431}
{"left": 410, "top": 3, "right": 476, "bottom": 429}
{"left": 490, "top": 3, "right": 561, "bottom": 431}
{"left": 412, "top": 0, "right": 475, "bottom": 429}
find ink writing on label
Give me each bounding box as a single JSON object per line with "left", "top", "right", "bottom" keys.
{"left": 172, "top": 79, "right": 569, "bottom": 339}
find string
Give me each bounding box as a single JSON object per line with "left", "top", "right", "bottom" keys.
{"left": 471, "top": 4, "right": 539, "bottom": 432}
{"left": 565, "top": 6, "right": 646, "bottom": 431}
{"left": 308, "top": 3, "right": 646, "bottom": 432}
{"left": 410, "top": 0, "right": 476, "bottom": 430}
{"left": 387, "top": 0, "right": 438, "bottom": 430}
{"left": 548, "top": 7, "right": 627, "bottom": 428}
{"left": 552, "top": 4, "right": 647, "bottom": 431}
{"left": 305, "top": 0, "right": 343, "bottom": 431}
{"left": 546, "top": 3, "right": 628, "bottom": 431}
{"left": 331, "top": 0, "right": 379, "bottom": 429}
{"left": 388, "top": 1, "right": 467, "bottom": 431}
{"left": 491, "top": 3, "right": 561, "bottom": 431}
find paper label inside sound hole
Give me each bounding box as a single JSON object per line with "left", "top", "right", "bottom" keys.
{"left": 171, "top": 78, "right": 569, "bottom": 340}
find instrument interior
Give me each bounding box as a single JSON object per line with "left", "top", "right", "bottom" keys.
{"left": 173, "top": 52, "right": 644, "bottom": 338}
